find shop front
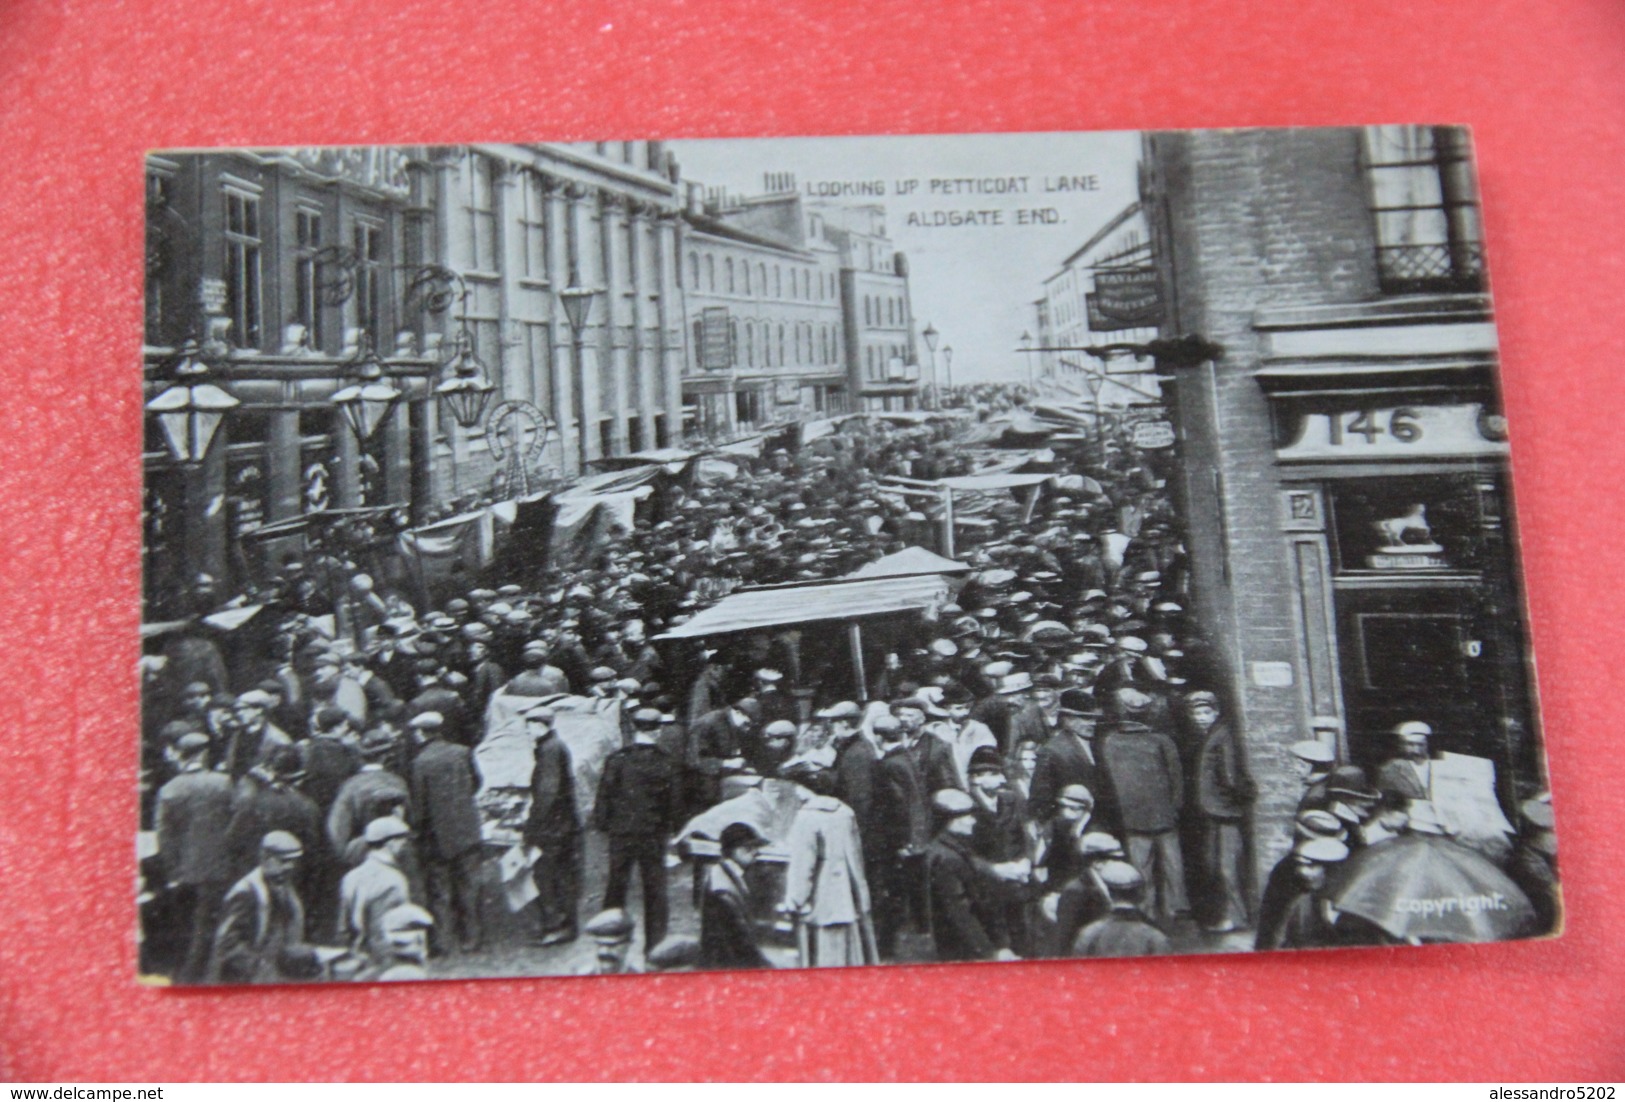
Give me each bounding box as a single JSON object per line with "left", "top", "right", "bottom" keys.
{"left": 1261, "top": 358, "right": 1539, "bottom": 809}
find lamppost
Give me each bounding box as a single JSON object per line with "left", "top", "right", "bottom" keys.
{"left": 145, "top": 338, "right": 240, "bottom": 465}
{"left": 559, "top": 284, "right": 600, "bottom": 471}
{"left": 942, "top": 344, "right": 953, "bottom": 396}
{"left": 434, "top": 325, "right": 496, "bottom": 431}
{"left": 1019, "top": 330, "right": 1035, "bottom": 391}
{"left": 921, "top": 322, "right": 939, "bottom": 410}
{"left": 1083, "top": 368, "right": 1105, "bottom": 461}
{"left": 332, "top": 333, "right": 403, "bottom": 449}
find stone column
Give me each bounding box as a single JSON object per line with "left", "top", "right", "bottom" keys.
{"left": 654, "top": 209, "right": 686, "bottom": 445}
{"left": 599, "top": 189, "right": 630, "bottom": 457}
{"left": 492, "top": 158, "right": 520, "bottom": 405}
{"left": 541, "top": 173, "right": 576, "bottom": 473}
{"left": 628, "top": 200, "right": 653, "bottom": 451}
{"left": 568, "top": 184, "right": 601, "bottom": 463}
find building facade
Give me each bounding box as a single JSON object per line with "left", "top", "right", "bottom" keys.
{"left": 416, "top": 142, "right": 685, "bottom": 488}
{"left": 1140, "top": 126, "right": 1540, "bottom": 884}
{"left": 1036, "top": 201, "right": 1163, "bottom": 410}
{"left": 142, "top": 149, "right": 437, "bottom": 617}
{"left": 817, "top": 200, "right": 921, "bottom": 411}
{"left": 679, "top": 179, "right": 849, "bottom": 438}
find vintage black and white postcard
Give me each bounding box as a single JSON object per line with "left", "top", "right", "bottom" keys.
{"left": 138, "top": 128, "right": 1556, "bottom": 985}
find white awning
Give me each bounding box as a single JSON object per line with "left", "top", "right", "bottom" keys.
{"left": 655, "top": 573, "right": 954, "bottom": 639}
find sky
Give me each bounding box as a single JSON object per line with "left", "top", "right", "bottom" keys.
{"left": 669, "top": 130, "right": 1144, "bottom": 384}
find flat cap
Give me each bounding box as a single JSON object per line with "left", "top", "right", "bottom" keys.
{"left": 261, "top": 830, "right": 304, "bottom": 857}
{"left": 763, "top": 719, "right": 798, "bottom": 738}
{"left": 1296, "top": 809, "right": 1346, "bottom": 839}
{"left": 235, "top": 689, "right": 276, "bottom": 708}
{"left": 754, "top": 668, "right": 784, "bottom": 683}
{"left": 967, "top": 745, "right": 1005, "bottom": 775}
{"left": 645, "top": 935, "right": 701, "bottom": 971}
{"left": 584, "top": 907, "right": 635, "bottom": 941}
{"left": 176, "top": 731, "right": 211, "bottom": 753}
{"left": 1079, "top": 831, "right": 1124, "bottom": 858}
{"left": 815, "top": 701, "right": 862, "bottom": 721}
{"left": 1057, "top": 784, "right": 1095, "bottom": 807}
{"left": 1297, "top": 837, "right": 1350, "bottom": 863}
{"left": 1095, "top": 860, "right": 1145, "bottom": 892}
{"left": 631, "top": 707, "right": 664, "bottom": 727}
{"left": 407, "top": 711, "right": 444, "bottom": 730}
{"left": 932, "top": 788, "right": 976, "bottom": 817}
{"left": 1289, "top": 739, "right": 1337, "bottom": 765}
{"left": 870, "top": 714, "right": 901, "bottom": 735}
{"left": 380, "top": 902, "right": 435, "bottom": 937}
{"left": 363, "top": 816, "right": 411, "bottom": 845}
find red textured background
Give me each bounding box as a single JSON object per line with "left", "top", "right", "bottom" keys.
{"left": 0, "top": 0, "right": 1621, "bottom": 1081}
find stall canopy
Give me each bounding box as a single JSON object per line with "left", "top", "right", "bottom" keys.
{"left": 654, "top": 572, "right": 954, "bottom": 639}
{"left": 590, "top": 447, "right": 698, "bottom": 474}
{"left": 847, "top": 545, "right": 970, "bottom": 579}
{"left": 935, "top": 472, "right": 1054, "bottom": 493}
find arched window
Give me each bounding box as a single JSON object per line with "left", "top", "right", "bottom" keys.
{"left": 794, "top": 325, "right": 802, "bottom": 363}
{"left": 725, "top": 258, "right": 735, "bottom": 293}
{"left": 864, "top": 296, "right": 872, "bottom": 326}
{"left": 774, "top": 266, "right": 782, "bottom": 298}
{"left": 758, "top": 263, "right": 767, "bottom": 294}
{"left": 777, "top": 323, "right": 786, "bottom": 365}
{"left": 689, "top": 253, "right": 700, "bottom": 290}
{"left": 746, "top": 322, "right": 756, "bottom": 366}
{"left": 704, "top": 254, "right": 715, "bottom": 292}
{"left": 743, "top": 263, "right": 752, "bottom": 295}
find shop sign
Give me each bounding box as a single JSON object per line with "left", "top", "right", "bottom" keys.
{"left": 699, "top": 307, "right": 732, "bottom": 371}
{"left": 1086, "top": 268, "right": 1162, "bottom": 330}
{"left": 1131, "top": 420, "right": 1176, "bottom": 449}
{"left": 1278, "top": 402, "right": 1509, "bottom": 462}
{"left": 303, "top": 461, "right": 331, "bottom": 513}
{"left": 199, "top": 277, "right": 228, "bottom": 315}
{"left": 227, "top": 457, "right": 268, "bottom": 537}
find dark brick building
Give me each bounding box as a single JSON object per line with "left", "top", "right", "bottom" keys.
{"left": 1140, "top": 127, "right": 1540, "bottom": 884}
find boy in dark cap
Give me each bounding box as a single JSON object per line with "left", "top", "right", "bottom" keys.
{"left": 1071, "top": 860, "right": 1171, "bottom": 958}
{"left": 700, "top": 822, "right": 773, "bottom": 970}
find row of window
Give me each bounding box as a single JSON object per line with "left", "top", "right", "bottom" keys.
{"left": 863, "top": 344, "right": 912, "bottom": 381}
{"left": 689, "top": 251, "right": 837, "bottom": 302}
{"left": 862, "top": 292, "right": 908, "bottom": 330}
{"left": 693, "top": 317, "right": 843, "bottom": 370}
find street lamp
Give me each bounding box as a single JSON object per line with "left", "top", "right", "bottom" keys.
{"left": 332, "top": 334, "right": 402, "bottom": 447}
{"left": 558, "top": 284, "right": 600, "bottom": 468}
{"left": 435, "top": 326, "right": 497, "bottom": 430}
{"left": 146, "top": 340, "right": 240, "bottom": 464}
{"left": 921, "top": 322, "right": 939, "bottom": 410}
{"left": 1019, "top": 330, "right": 1035, "bottom": 390}
{"left": 942, "top": 344, "right": 953, "bottom": 393}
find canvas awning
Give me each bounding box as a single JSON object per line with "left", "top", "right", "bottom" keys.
{"left": 936, "top": 472, "right": 1054, "bottom": 492}
{"left": 654, "top": 573, "right": 955, "bottom": 639}
{"left": 846, "top": 545, "right": 970, "bottom": 579}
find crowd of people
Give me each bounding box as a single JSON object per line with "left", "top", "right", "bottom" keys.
{"left": 138, "top": 384, "right": 1556, "bottom": 984}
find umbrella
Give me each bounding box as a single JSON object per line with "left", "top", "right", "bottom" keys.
{"left": 1327, "top": 832, "right": 1536, "bottom": 943}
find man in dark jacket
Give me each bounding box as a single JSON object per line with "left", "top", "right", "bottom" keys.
{"left": 684, "top": 698, "right": 755, "bottom": 812}
{"left": 222, "top": 746, "right": 322, "bottom": 896}
{"left": 897, "top": 698, "right": 959, "bottom": 796}
{"left": 925, "top": 789, "right": 1017, "bottom": 963}
{"left": 825, "top": 701, "right": 877, "bottom": 857}
{"left": 700, "top": 821, "right": 773, "bottom": 970}
{"left": 208, "top": 831, "right": 325, "bottom": 984}
{"left": 522, "top": 701, "right": 581, "bottom": 947}
{"left": 406, "top": 659, "right": 470, "bottom": 748}
{"left": 1028, "top": 689, "right": 1116, "bottom": 831}
{"left": 871, "top": 714, "right": 930, "bottom": 956}
{"left": 408, "top": 711, "right": 485, "bottom": 953}
{"left": 156, "top": 731, "right": 236, "bottom": 982}
{"left": 1188, "top": 691, "right": 1256, "bottom": 933}
{"left": 1071, "top": 860, "right": 1171, "bottom": 958}
{"left": 1100, "top": 686, "right": 1188, "bottom": 927}
{"left": 593, "top": 707, "right": 684, "bottom": 950}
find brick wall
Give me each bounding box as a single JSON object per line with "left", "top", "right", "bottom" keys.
{"left": 1148, "top": 128, "right": 1381, "bottom": 884}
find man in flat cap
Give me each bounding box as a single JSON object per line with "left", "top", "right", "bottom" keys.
{"left": 925, "top": 789, "right": 1017, "bottom": 963}
{"left": 1376, "top": 720, "right": 1436, "bottom": 804}
{"left": 223, "top": 689, "right": 293, "bottom": 783}
{"left": 406, "top": 659, "right": 470, "bottom": 748}
{"left": 578, "top": 908, "right": 640, "bottom": 976}
{"left": 896, "top": 697, "right": 959, "bottom": 796}
{"left": 1101, "top": 686, "right": 1188, "bottom": 927}
{"left": 1071, "top": 860, "right": 1171, "bottom": 958}
{"left": 700, "top": 821, "right": 774, "bottom": 970}
{"left": 375, "top": 903, "right": 436, "bottom": 981}
{"left": 1188, "top": 691, "right": 1255, "bottom": 934}
{"left": 522, "top": 701, "right": 582, "bottom": 948}
{"left": 222, "top": 745, "right": 321, "bottom": 892}
{"left": 505, "top": 640, "right": 570, "bottom": 698}
{"left": 409, "top": 711, "right": 485, "bottom": 954}
{"left": 327, "top": 726, "right": 413, "bottom": 873}
{"left": 208, "top": 830, "right": 327, "bottom": 984}
{"left": 593, "top": 706, "right": 684, "bottom": 952}
{"left": 1290, "top": 736, "right": 1339, "bottom": 816}
{"left": 156, "top": 730, "right": 235, "bottom": 982}
{"left": 967, "top": 745, "right": 1035, "bottom": 954}
{"left": 685, "top": 696, "right": 755, "bottom": 813}
{"left": 822, "top": 701, "right": 878, "bottom": 868}
{"left": 339, "top": 816, "right": 415, "bottom": 975}
{"left": 752, "top": 668, "right": 796, "bottom": 727}
{"left": 1255, "top": 837, "right": 1351, "bottom": 951}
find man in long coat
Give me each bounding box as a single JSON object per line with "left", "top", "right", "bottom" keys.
{"left": 781, "top": 766, "right": 875, "bottom": 968}
{"left": 408, "top": 711, "right": 485, "bottom": 953}
{"left": 339, "top": 817, "right": 415, "bottom": 976}
{"left": 1028, "top": 689, "right": 1115, "bottom": 831}
{"left": 593, "top": 708, "right": 684, "bottom": 950}
{"left": 871, "top": 714, "right": 930, "bottom": 956}
{"left": 523, "top": 701, "right": 582, "bottom": 946}
{"left": 924, "top": 789, "right": 1014, "bottom": 962}
{"left": 1189, "top": 691, "right": 1255, "bottom": 933}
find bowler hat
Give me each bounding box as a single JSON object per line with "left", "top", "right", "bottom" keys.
{"left": 967, "top": 746, "right": 1005, "bottom": 776}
